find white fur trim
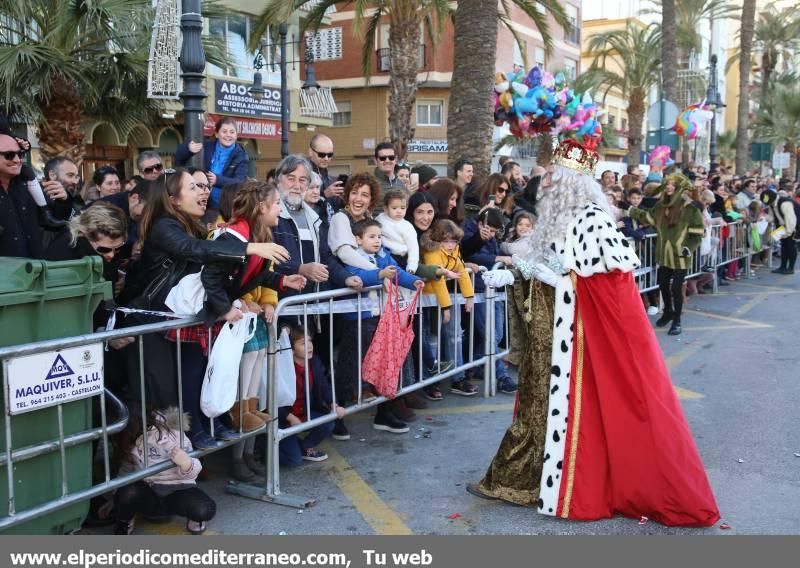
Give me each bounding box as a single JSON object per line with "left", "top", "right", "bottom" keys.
{"left": 537, "top": 273, "right": 575, "bottom": 516}
{"left": 562, "top": 204, "right": 640, "bottom": 276}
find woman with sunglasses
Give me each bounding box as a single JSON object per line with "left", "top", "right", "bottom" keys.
{"left": 176, "top": 117, "right": 248, "bottom": 210}
{"left": 118, "top": 168, "right": 290, "bottom": 412}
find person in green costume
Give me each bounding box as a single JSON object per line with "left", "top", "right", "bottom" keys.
{"left": 627, "top": 173, "right": 704, "bottom": 336}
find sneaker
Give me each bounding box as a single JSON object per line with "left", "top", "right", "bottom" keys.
{"left": 426, "top": 359, "right": 455, "bottom": 375}
{"left": 450, "top": 379, "right": 479, "bottom": 396}
{"left": 646, "top": 306, "right": 659, "bottom": 316}
{"left": 190, "top": 431, "right": 219, "bottom": 450}
{"left": 186, "top": 520, "right": 207, "bottom": 535}
{"left": 422, "top": 386, "right": 444, "bottom": 401}
{"left": 302, "top": 447, "right": 329, "bottom": 462}
{"left": 212, "top": 423, "right": 241, "bottom": 442}
{"left": 114, "top": 519, "right": 135, "bottom": 535}
{"left": 497, "top": 376, "right": 518, "bottom": 394}
{"left": 332, "top": 419, "right": 350, "bottom": 441}
{"left": 373, "top": 412, "right": 409, "bottom": 434}
{"left": 668, "top": 321, "right": 682, "bottom": 336}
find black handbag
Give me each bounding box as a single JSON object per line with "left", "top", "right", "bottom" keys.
{"left": 121, "top": 256, "right": 186, "bottom": 312}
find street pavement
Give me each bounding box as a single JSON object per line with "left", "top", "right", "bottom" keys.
{"left": 134, "top": 267, "right": 800, "bottom": 536}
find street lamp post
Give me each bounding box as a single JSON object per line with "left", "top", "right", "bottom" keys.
{"left": 179, "top": 0, "right": 207, "bottom": 169}
{"left": 249, "top": 24, "right": 320, "bottom": 158}
{"left": 706, "top": 54, "right": 725, "bottom": 173}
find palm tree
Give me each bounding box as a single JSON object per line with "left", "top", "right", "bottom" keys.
{"left": 727, "top": 3, "right": 800, "bottom": 101}
{"left": 643, "top": 0, "right": 736, "bottom": 67}
{"left": 578, "top": 23, "right": 662, "bottom": 165}
{"left": 716, "top": 130, "right": 736, "bottom": 166}
{"left": 446, "top": 0, "right": 571, "bottom": 178}
{"left": 753, "top": 79, "right": 800, "bottom": 178}
{"left": 661, "top": 0, "right": 679, "bottom": 106}
{"left": 735, "top": 0, "right": 756, "bottom": 175}
{"left": 251, "top": 1, "right": 452, "bottom": 161}
{"left": 0, "top": 0, "right": 228, "bottom": 164}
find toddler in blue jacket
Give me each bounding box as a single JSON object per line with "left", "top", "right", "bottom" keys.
{"left": 334, "top": 219, "right": 423, "bottom": 437}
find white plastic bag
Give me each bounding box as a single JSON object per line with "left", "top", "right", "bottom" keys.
{"left": 275, "top": 327, "right": 296, "bottom": 408}
{"left": 165, "top": 271, "right": 205, "bottom": 316}
{"left": 200, "top": 312, "right": 257, "bottom": 418}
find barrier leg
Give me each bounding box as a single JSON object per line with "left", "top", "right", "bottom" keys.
{"left": 484, "top": 287, "right": 496, "bottom": 397}
{"left": 226, "top": 323, "right": 315, "bottom": 509}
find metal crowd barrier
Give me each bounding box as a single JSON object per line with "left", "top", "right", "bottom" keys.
{"left": 226, "top": 268, "right": 509, "bottom": 508}
{"left": 632, "top": 220, "right": 775, "bottom": 296}
{"left": 0, "top": 270, "right": 510, "bottom": 527}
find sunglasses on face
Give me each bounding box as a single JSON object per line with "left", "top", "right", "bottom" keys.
{"left": 93, "top": 243, "right": 125, "bottom": 255}
{"left": 495, "top": 187, "right": 508, "bottom": 194}
{"left": 377, "top": 155, "right": 396, "bottom": 162}
{"left": 1, "top": 150, "right": 26, "bottom": 161}
{"left": 312, "top": 148, "right": 334, "bottom": 159}
{"left": 142, "top": 163, "right": 164, "bottom": 175}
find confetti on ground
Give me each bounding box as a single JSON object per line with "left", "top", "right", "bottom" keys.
{"left": 737, "top": 458, "right": 745, "bottom": 463}
{"left": 447, "top": 513, "right": 462, "bottom": 519}
{"left": 720, "top": 523, "right": 731, "bottom": 530}
{"left": 638, "top": 516, "right": 649, "bottom": 525}
{"left": 426, "top": 417, "right": 434, "bottom": 421}
{"left": 296, "top": 510, "right": 303, "bottom": 514}
{"left": 794, "top": 453, "right": 800, "bottom": 458}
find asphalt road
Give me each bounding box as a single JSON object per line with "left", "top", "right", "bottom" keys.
{"left": 132, "top": 268, "right": 800, "bottom": 536}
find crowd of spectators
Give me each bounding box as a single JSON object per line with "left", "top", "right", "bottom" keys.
{"left": 2, "top": 114, "right": 798, "bottom": 533}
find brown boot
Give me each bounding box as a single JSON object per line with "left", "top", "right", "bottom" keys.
{"left": 230, "top": 400, "right": 264, "bottom": 432}
{"left": 248, "top": 398, "right": 273, "bottom": 422}
{"left": 391, "top": 398, "right": 416, "bottom": 422}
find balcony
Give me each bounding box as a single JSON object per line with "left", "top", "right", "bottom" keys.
{"left": 376, "top": 44, "right": 426, "bottom": 73}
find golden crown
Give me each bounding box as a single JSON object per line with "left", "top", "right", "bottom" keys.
{"left": 552, "top": 139, "right": 599, "bottom": 176}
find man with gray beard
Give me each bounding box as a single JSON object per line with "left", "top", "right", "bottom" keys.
{"left": 272, "top": 154, "right": 361, "bottom": 297}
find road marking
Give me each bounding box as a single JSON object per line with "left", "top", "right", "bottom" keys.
{"left": 420, "top": 403, "right": 515, "bottom": 415}
{"left": 682, "top": 309, "right": 772, "bottom": 327}
{"left": 322, "top": 444, "right": 413, "bottom": 535}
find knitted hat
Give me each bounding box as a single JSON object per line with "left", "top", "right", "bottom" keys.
{"left": 411, "top": 164, "right": 438, "bottom": 186}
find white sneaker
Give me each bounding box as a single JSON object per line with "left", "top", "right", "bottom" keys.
{"left": 647, "top": 306, "right": 659, "bottom": 316}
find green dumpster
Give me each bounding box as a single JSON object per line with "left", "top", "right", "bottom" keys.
{"left": 0, "top": 257, "right": 111, "bottom": 534}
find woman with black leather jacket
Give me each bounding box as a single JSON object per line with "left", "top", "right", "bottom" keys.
{"left": 118, "top": 169, "right": 289, "bottom": 420}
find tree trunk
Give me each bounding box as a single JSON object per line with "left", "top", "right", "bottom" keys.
{"left": 626, "top": 89, "right": 646, "bottom": 165}
{"left": 661, "top": 0, "right": 679, "bottom": 106}
{"left": 785, "top": 142, "right": 797, "bottom": 180}
{"left": 37, "top": 77, "right": 85, "bottom": 166}
{"left": 387, "top": 17, "right": 421, "bottom": 161}
{"left": 760, "top": 51, "right": 773, "bottom": 102}
{"left": 446, "top": 0, "right": 498, "bottom": 180}
{"left": 735, "top": 0, "right": 756, "bottom": 175}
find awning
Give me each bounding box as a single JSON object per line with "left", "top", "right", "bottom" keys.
{"left": 204, "top": 114, "right": 281, "bottom": 140}
{"left": 299, "top": 87, "right": 338, "bottom": 119}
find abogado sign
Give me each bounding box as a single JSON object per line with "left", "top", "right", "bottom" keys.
{"left": 215, "top": 79, "right": 282, "bottom": 119}
{"left": 5, "top": 343, "right": 104, "bottom": 415}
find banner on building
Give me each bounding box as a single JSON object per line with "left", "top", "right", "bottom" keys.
{"left": 204, "top": 114, "right": 281, "bottom": 140}
{"left": 408, "top": 139, "right": 448, "bottom": 153}
{"left": 214, "top": 79, "right": 282, "bottom": 119}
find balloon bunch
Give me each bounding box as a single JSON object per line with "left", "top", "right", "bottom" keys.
{"left": 673, "top": 101, "right": 713, "bottom": 140}
{"left": 493, "top": 66, "right": 603, "bottom": 150}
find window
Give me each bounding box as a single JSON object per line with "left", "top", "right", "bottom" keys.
{"left": 333, "top": 101, "right": 352, "bottom": 127}
{"left": 564, "top": 58, "right": 577, "bottom": 80}
{"left": 416, "top": 101, "right": 443, "bottom": 126}
{"left": 565, "top": 4, "right": 580, "bottom": 45}
{"left": 207, "top": 14, "right": 269, "bottom": 79}
{"left": 513, "top": 40, "right": 526, "bottom": 68}
{"left": 607, "top": 113, "right": 617, "bottom": 129}
{"left": 621, "top": 117, "right": 628, "bottom": 131}
{"left": 535, "top": 47, "right": 546, "bottom": 69}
